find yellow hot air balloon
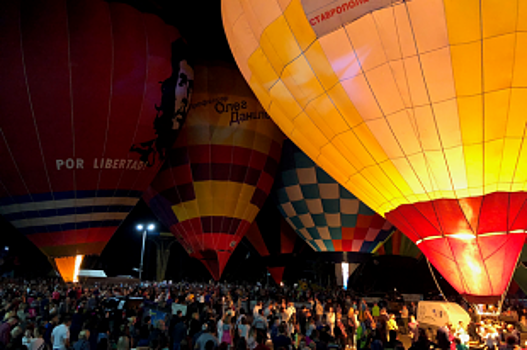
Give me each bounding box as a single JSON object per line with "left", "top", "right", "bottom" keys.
{"left": 223, "top": 0, "right": 527, "bottom": 302}
{"left": 144, "top": 62, "right": 284, "bottom": 280}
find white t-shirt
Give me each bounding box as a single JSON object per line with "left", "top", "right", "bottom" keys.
{"left": 52, "top": 324, "right": 69, "bottom": 350}
{"left": 30, "top": 338, "right": 45, "bottom": 350}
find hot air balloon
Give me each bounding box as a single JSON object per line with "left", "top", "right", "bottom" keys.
{"left": 373, "top": 230, "right": 422, "bottom": 260}
{"left": 0, "top": 0, "right": 193, "bottom": 282}
{"left": 144, "top": 62, "right": 283, "bottom": 280}
{"left": 244, "top": 201, "right": 305, "bottom": 285}
{"left": 223, "top": 0, "right": 527, "bottom": 302}
{"left": 275, "top": 140, "right": 393, "bottom": 256}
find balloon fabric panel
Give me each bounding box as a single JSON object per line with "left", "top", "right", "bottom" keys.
{"left": 0, "top": 0, "right": 193, "bottom": 269}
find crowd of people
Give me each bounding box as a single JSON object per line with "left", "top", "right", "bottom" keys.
{"left": 0, "top": 279, "right": 526, "bottom": 350}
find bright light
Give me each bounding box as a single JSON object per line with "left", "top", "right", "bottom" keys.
{"left": 136, "top": 224, "right": 144, "bottom": 231}
{"left": 147, "top": 224, "right": 155, "bottom": 231}
{"left": 342, "top": 263, "right": 349, "bottom": 290}
{"left": 280, "top": 282, "right": 284, "bottom": 287}
{"left": 73, "top": 255, "right": 83, "bottom": 283}
{"left": 449, "top": 233, "right": 477, "bottom": 240}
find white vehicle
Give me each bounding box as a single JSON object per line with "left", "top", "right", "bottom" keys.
{"left": 417, "top": 301, "right": 471, "bottom": 331}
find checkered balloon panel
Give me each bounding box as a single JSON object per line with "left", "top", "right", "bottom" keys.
{"left": 275, "top": 140, "right": 394, "bottom": 252}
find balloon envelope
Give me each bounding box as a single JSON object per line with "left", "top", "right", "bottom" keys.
{"left": 223, "top": 0, "right": 527, "bottom": 302}
{"left": 244, "top": 203, "right": 305, "bottom": 284}
{"left": 373, "top": 230, "right": 422, "bottom": 260}
{"left": 275, "top": 140, "right": 393, "bottom": 253}
{"left": 0, "top": 0, "right": 193, "bottom": 281}
{"left": 144, "top": 62, "right": 283, "bottom": 280}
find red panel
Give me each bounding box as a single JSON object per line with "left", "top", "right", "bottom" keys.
{"left": 21, "top": 0, "right": 74, "bottom": 194}
{"left": 256, "top": 172, "right": 274, "bottom": 193}
{"left": 389, "top": 192, "right": 527, "bottom": 301}
{"left": 248, "top": 151, "right": 267, "bottom": 170}
{"left": 280, "top": 219, "right": 297, "bottom": 254}
{"left": 434, "top": 198, "right": 473, "bottom": 235}
{"left": 188, "top": 144, "right": 211, "bottom": 164}
{"left": 341, "top": 240, "right": 352, "bottom": 251}
{"left": 27, "top": 227, "right": 115, "bottom": 248}
{"left": 267, "top": 267, "right": 285, "bottom": 284}
{"left": 0, "top": 1, "right": 48, "bottom": 197}
{"left": 211, "top": 145, "right": 233, "bottom": 164}
{"left": 243, "top": 222, "right": 270, "bottom": 257}
{"left": 458, "top": 197, "right": 483, "bottom": 233}
{"left": 509, "top": 193, "right": 527, "bottom": 230}
{"left": 232, "top": 146, "right": 253, "bottom": 166}
{"left": 478, "top": 192, "right": 509, "bottom": 234}
{"left": 69, "top": 0, "right": 112, "bottom": 192}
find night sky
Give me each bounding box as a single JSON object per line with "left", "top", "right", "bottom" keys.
{"left": 0, "top": 0, "right": 460, "bottom": 296}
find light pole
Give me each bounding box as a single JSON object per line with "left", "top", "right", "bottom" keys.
{"left": 136, "top": 223, "right": 155, "bottom": 280}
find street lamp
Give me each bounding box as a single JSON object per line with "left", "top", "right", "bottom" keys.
{"left": 136, "top": 223, "right": 156, "bottom": 280}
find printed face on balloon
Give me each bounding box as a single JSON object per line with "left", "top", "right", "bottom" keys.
{"left": 54, "top": 38, "right": 194, "bottom": 172}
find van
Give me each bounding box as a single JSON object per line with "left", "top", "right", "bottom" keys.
{"left": 417, "top": 301, "right": 471, "bottom": 332}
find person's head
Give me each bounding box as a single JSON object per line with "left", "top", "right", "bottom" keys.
{"left": 78, "top": 330, "right": 90, "bottom": 340}
{"left": 11, "top": 326, "right": 23, "bottom": 339}
{"left": 454, "top": 338, "right": 461, "bottom": 345}
{"left": 7, "top": 316, "right": 19, "bottom": 327}
{"left": 506, "top": 335, "right": 517, "bottom": 346}
{"left": 35, "top": 326, "right": 45, "bottom": 339}
{"left": 278, "top": 324, "right": 286, "bottom": 335}
{"left": 507, "top": 324, "right": 515, "bottom": 332}
{"left": 24, "top": 329, "right": 32, "bottom": 339}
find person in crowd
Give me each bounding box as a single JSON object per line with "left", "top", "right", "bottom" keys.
{"left": 0, "top": 316, "right": 19, "bottom": 349}
{"left": 172, "top": 314, "right": 188, "bottom": 350}
{"left": 195, "top": 323, "right": 218, "bottom": 350}
{"left": 73, "top": 330, "right": 90, "bottom": 350}
{"left": 51, "top": 315, "right": 70, "bottom": 350}
{"left": 400, "top": 306, "right": 409, "bottom": 335}
{"left": 30, "top": 326, "right": 46, "bottom": 350}
{"left": 272, "top": 324, "right": 292, "bottom": 350}
{"left": 22, "top": 328, "right": 33, "bottom": 349}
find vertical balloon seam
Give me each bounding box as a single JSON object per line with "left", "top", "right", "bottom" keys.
{"left": 221, "top": 112, "right": 238, "bottom": 255}
{"left": 64, "top": 1, "right": 77, "bottom": 253}
{"left": 16, "top": 4, "right": 57, "bottom": 237}
{"left": 169, "top": 145, "right": 197, "bottom": 254}
{"left": 87, "top": 0, "right": 117, "bottom": 238}
{"left": 97, "top": 6, "right": 149, "bottom": 247}
{"left": 341, "top": 11, "right": 420, "bottom": 207}
{"left": 371, "top": 4, "right": 441, "bottom": 205}
{"left": 276, "top": 7, "right": 400, "bottom": 210}
{"left": 79, "top": 5, "right": 147, "bottom": 255}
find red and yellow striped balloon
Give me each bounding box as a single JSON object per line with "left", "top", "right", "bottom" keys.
{"left": 144, "top": 62, "right": 283, "bottom": 280}
{"left": 223, "top": 0, "right": 527, "bottom": 301}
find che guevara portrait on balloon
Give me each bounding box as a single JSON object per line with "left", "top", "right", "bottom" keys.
{"left": 0, "top": 0, "right": 194, "bottom": 282}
